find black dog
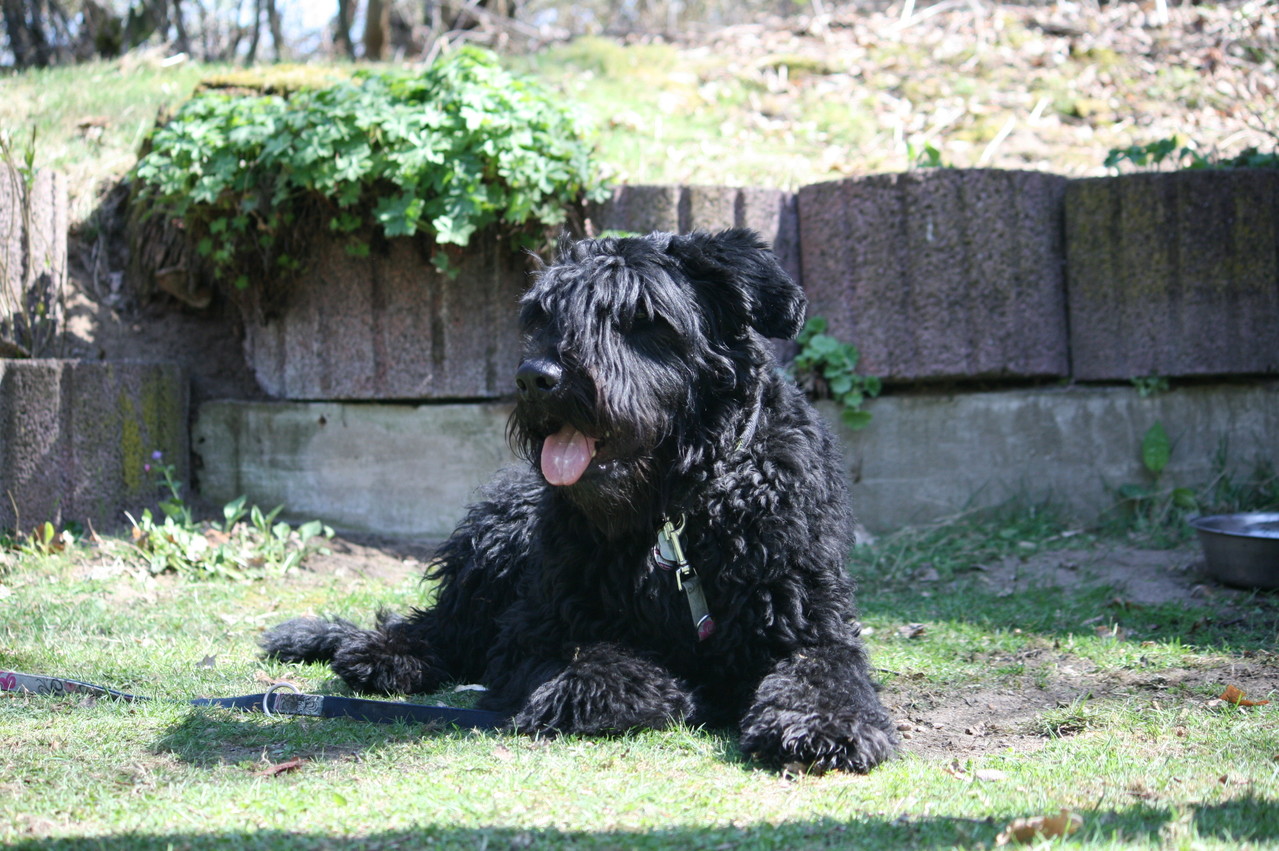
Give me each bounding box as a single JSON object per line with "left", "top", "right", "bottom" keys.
{"left": 262, "top": 229, "right": 899, "bottom": 772}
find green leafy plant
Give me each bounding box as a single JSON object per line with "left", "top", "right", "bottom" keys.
{"left": 0, "top": 520, "right": 75, "bottom": 558}
{"left": 1105, "top": 135, "right": 1279, "bottom": 172}
{"left": 127, "top": 451, "right": 332, "bottom": 580}
{"left": 1130, "top": 374, "right": 1170, "bottom": 398}
{"left": 1112, "top": 421, "right": 1198, "bottom": 538}
{"left": 907, "top": 139, "right": 948, "bottom": 169}
{"left": 791, "top": 316, "right": 882, "bottom": 429}
{"left": 131, "top": 47, "right": 608, "bottom": 295}
{"left": 0, "top": 128, "right": 64, "bottom": 358}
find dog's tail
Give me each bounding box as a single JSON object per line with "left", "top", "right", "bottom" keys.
{"left": 259, "top": 616, "right": 364, "bottom": 664}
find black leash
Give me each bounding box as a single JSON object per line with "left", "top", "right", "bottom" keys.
{"left": 0, "top": 669, "right": 504, "bottom": 730}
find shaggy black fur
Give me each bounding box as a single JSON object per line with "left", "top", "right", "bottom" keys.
{"left": 262, "top": 229, "right": 899, "bottom": 772}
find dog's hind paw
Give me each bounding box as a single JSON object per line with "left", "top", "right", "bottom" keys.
{"left": 739, "top": 708, "right": 900, "bottom": 774}
{"left": 260, "top": 616, "right": 362, "bottom": 664}
{"left": 511, "top": 645, "right": 694, "bottom": 736}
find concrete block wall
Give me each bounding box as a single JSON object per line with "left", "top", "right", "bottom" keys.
{"left": 191, "top": 383, "right": 1279, "bottom": 537}
{"left": 798, "top": 169, "right": 1070, "bottom": 382}
{"left": 242, "top": 232, "right": 527, "bottom": 400}
{"left": 194, "top": 400, "right": 515, "bottom": 536}
{"left": 1065, "top": 170, "right": 1279, "bottom": 380}
{"left": 0, "top": 360, "right": 187, "bottom": 531}
{"left": 584, "top": 184, "right": 801, "bottom": 284}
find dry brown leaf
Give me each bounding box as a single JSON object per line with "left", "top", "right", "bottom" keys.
{"left": 996, "top": 808, "right": 1083, "bottom": 845}
{"left": 259, "top": 757, "right": 306, "bottom": 777}
{"left": 1218, "top": 684, "right": 1270, "bottom": 707}
{"left": 898, "top": 623, "right": 927, "bottom": 639}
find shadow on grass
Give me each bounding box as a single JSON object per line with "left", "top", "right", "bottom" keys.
{"left": 150, "top": 708, "right": 480, "bottom": 767}
{"left": 856, "top": 577, "right": 1279, "bottom": 656}
{"left": 9, "top": 796, "right": 1279, "bottom": 850}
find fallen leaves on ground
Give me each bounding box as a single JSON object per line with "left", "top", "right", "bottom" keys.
{"left": 258, "top": 757, "right": 306, "bottom": 777}
{"left": 996, "top": 808, "right": 1084, "bottom": 845}
{"left": 1218, "top": 684, "right": 1270, "bottom": 707}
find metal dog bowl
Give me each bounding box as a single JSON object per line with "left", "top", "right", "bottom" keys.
{"left": 1189, "top": 513, "right": 1279, "bottom": 590}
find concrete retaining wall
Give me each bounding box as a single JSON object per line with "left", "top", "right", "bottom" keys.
{"left": 799, "top": 169, "right": 1070, "bottom": 382}
{"left": 192, "top": 383, "right": 1279, "bottom": 536}
{"left": 242, "top": 233, "right": 527, "bottom": 400}
{"left": 1065, "top": 170, "right": 1279, "bottom": 380}
{"left": 0, "top": 360, "right": 187, "bottom": 531}
{"left": 833, "top": 382, "right": 1279, "bottom": 530}
{"left": 235, "top": 170, "right": 1278, "bottom": 402}
{"left": 1, "top": 166, "right": 68, "bottom": 356}
{"left": 193, "top": 400, "right": 515, "bottom": 535}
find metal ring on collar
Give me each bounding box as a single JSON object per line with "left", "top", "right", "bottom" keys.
{"left": 262, "top": 681, "right": 302, "bottom": 717}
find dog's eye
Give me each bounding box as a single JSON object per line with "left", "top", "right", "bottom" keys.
{"left": 633, "top": 304, "right": 650, "bottom": 324}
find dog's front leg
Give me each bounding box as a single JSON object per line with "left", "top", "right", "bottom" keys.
{"left": 739, "top": 642, "right": 899, "bottom": 773}
{"left": 507, "top": 643, "right": 695, "bottom": 736}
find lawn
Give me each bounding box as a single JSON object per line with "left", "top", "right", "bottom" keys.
{"left": 3, "top": 511, "right": 1276, "bottom": 849}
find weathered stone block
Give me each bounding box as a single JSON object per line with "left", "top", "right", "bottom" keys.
{"left": 585, "top": 184, "right": 801, "bottom": 284}
{"left": 1066, "top": 171, "right": 1279, "bottom": 380}
{"left": 0, "top": 166, "right": 68, "bottom": 356}
{"left": 0, "top": 360, "right": 187, "bottom": 531}
{"left": 798, "top": 169, "right": 1069, "bottom": 382}
{"left": 242, "top": 232, "right": 528, "bottom": 400}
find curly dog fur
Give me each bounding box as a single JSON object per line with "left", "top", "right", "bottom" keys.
{"left": 262, "top": 229, "right": 899, "bottom": 772}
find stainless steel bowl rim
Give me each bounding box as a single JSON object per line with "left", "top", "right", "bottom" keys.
{"left": 1189, "top": 512, "right": 1279, "bottom": 539}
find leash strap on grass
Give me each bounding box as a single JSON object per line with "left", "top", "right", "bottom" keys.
{"left": 0, "top": 669, "right": 504, "bottom": 730}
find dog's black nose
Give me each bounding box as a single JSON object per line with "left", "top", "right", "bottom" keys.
{"left": 515, "top": 359, "right": 562, "bottom": 400}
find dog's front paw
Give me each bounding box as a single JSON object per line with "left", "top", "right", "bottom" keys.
{"left": 330, "top": 620, "right": 446, "bottom": 696}
{"left": 740, "top": 707, "right": 899, "bottom": 773}
{"left": 511, "top": 645, "right": 694, "bottom": 736}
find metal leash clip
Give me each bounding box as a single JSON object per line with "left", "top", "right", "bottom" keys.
{"left": 656, "top": 516, "right": 716, "bottom": 641}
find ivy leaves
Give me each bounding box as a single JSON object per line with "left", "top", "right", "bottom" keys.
{"left": 132, "top": 47, "right": 606, "bottom": 290}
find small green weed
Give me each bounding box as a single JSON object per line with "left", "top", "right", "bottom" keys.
{"left": 907, "top": 139, "right": 948, "bottom": 169}
{"left": 1112, "top": 421, "right": 1199, "bottom": 540}
{"left": 0, "top": 519, "right": 76, "bottom": 559}
{"left": 126, "top": 451, "right": 333, "bottom": 580}
{"left": 0, "top": 127, "right": 65, "bottom": 358}
{"left": 1130, "top": 374, "right": 1171, "bottom": 398}
{"left": 1105, "top": 135, "right": 1279, "bottom": 172}
{"left": 791, "top": 316, "right": 881, "bottom": 429}
{"left": 1109, "top": 424, "right": 1279, "bottom": 544}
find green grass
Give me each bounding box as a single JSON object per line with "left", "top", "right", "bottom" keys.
{"left": 3, "top": 513, "right": 1277, "bottom": 849}
{"left": 8, "top": 3, "right": 1273, "bottom": 228}
{"left": 0, "top": 60, "right": 221, "bottom": 222}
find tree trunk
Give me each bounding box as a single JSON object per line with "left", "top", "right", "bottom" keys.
{"left": 364, "top": 0, "right": 388, "bottom": 60}
{"left": 334, "top": 0, "right": 355, "bottom": 59}
{"left": 1, "top": 0, "right": 37, "bottom": 67}
{"left": 265, "top": 0, "right": 283, "bottom": 60}
{"left": 245, "top": 0, "right": 261, "bottom": 62}
{"left": 171, "top": 0, "right": 190, "bottom": 53}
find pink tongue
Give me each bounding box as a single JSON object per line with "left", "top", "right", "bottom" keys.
{"left": 541, "top": 426, "right": 597, "bottom": 487}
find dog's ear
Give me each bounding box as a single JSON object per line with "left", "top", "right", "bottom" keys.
{"left": 665, "top": 229, "right": 807, "bottom": 340}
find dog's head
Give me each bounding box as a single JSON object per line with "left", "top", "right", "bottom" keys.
{"left": 509, "top": 229, "right": 805, "bottom": 529}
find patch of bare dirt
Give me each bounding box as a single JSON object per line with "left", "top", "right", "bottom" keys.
{"left": 878, "top": 541, "right": 1279, "bottom": 759}
{"left": 888, "top": 654, "right": 1279, "bottom": 760}
{"left": 298, "top": 533, "right": 445, "bottom": 585}
{"left": 976, "top": 543, "right": 1210, "bottom": 607}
